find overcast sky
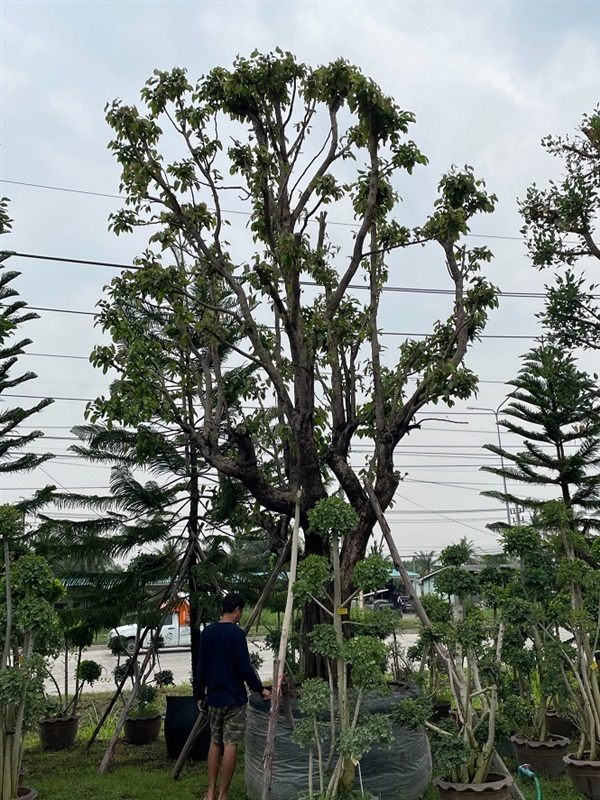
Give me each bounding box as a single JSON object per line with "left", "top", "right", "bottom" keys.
{"left": 0, "top": 0, "right": 599, "bottom": 560}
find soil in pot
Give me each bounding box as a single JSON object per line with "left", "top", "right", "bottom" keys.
{"left": 565, "top": 753, "right": 600, "bottom": 800}
{"left": 511, "top": 734, "right": 570, "bottom": 776}
{"left": 433, "top": 772, "right": 513, "bottom": 800}
{"left": 38, "top": 716, "right": 79, "bottom": 750}
{"left": 124, "top": 714, "right": 162, "bottom": 745}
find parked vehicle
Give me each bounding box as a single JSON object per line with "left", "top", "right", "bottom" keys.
{"left": 108, "top": 599, "right": 191, "bottom": 654}
{"left": 398, "top": 595, "right": 413, "bottom": 613}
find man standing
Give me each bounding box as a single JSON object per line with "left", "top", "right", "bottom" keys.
{"left": 195, "top": 593, "right": 271, "bottom": 800}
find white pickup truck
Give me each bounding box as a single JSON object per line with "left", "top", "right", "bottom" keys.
{"left": 109, "top": 601, "right": 192, "bottom": 654}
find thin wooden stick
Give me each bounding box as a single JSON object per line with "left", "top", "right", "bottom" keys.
{"left": 262, "top": 490, "right": 301, "bottom": 800}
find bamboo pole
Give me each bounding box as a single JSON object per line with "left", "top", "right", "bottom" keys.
{"left": 363, "top": 480, "right": 525, "bottom": 800}
{"left": 262, "top": 490, "right": 302, "bottom": 800}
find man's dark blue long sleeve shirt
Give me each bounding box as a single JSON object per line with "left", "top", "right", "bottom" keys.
{"left": 195, "top": 621, "right": 264, "bottom": 707}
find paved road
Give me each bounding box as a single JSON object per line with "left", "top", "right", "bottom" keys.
{"left": 47, "top": 631, "right": 421, "bottom": 696}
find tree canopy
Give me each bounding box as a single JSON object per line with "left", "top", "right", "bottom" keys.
{"left": 520, "top": 108, "right": 600, "bottom": 350}
{"left": 92, "top": 51, "right": 499, "bottom": 595}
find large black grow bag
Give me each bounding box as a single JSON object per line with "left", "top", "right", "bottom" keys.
{"left": 245, "top": 685, "right": 431, "bottom": 800}
{"left": 164, "top": 695, "right": 211, "bottom": 761}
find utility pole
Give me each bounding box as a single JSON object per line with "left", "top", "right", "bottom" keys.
{"left": 468, "top": 398, "right": 511, "bottom": 525}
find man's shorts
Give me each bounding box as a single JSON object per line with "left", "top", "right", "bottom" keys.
{"left": 207, "top": 704, "right": 247, "bottom": 745}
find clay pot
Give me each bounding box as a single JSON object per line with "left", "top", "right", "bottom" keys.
{"left": 124, "top": 714, "right": 162, "bottom": 745}
{"left": 564, "top": 753, "right": 600, "bottom": 799}
{"left": 433, "top": 772, "right": 513, "bottom": 800}
{"left": 510, "top": 734, "right": 570, "bottom": 776}
{"left": 38, "top": 716, "right": 79, "bottom": 750}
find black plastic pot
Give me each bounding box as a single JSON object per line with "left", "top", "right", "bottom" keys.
{"left": 564, "top": 753, "right": 600, "bottom": 799}
{"left": 433, "top": 772, "right": 513, "bottom": 800}
{"left": 38, "top": 716, "right": 79, "bottom": 750}
{"left": 245, "top": 686, "right": 431, "bottom": 800}
{"left": 546, "top": 710, "right": 577, "bottom": 739}
{"left": 510, "top": 734, "right": 570, "bottom": 776}
{"left": 164, "top": 695, "right": 211, "bottom": 761}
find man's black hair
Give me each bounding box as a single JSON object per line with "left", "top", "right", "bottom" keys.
{"left": 222, "top": 593, "right": 245, "bottom": 614}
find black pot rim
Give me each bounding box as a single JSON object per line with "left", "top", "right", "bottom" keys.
{"left": 433, "top": 772, "right": 514, "bottom": 791}
{"left": 125, "top": 713, "right": 163, "bottom": 721}
{"left": 38, "top": 715, "right": 79, "bottom": 726}
{"left": 564, "top": 753, "right": 600, "bottom": 767}
{"left": 510, "top": 734, "right": 570, "bottom": 749}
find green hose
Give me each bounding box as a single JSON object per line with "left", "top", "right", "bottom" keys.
{"left": 517, "top": 763, "right": 543, "bottom": 800}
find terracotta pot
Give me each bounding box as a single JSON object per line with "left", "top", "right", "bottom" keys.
{"left": 546, "top": 710, "right": 577, "bottom": 739}
{"left": 124, "top": 713, "right": 162, "bottom": 745}
{"left": 564, "top": 753, "right": 600, "bottom": 799}
{"left": 433, "top": 772, "right": 513, "bottom": 800}
{"left": 510, "top": 734, "right": 570, "bottom": 776}
{"left": 38, "top": 716, "right": 79, "bottom": 750}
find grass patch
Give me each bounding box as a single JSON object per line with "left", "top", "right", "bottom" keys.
{"left": 23, "top": 738, "right": 238, "bottom": 800}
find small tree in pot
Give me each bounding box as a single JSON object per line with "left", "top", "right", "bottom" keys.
{"left": 420, "top": 542, "right": 513, "bottom": 798}
{"left": 291, "top": 498, "right": 396, "bottom": 797}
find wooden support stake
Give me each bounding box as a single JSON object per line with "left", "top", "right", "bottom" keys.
{"left": 262, "top": 490, "right": 301, "bottom": 800}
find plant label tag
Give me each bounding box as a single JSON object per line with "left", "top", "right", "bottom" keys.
{"left": 337, "top": 607, "right": 349, "bottom": 615}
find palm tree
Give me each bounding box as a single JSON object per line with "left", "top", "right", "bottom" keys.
{"left": 413, "top": 550, "right": 438, "bottom": 577}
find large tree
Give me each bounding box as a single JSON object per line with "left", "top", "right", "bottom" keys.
{"left": 520, "top": 108, "right": 600, "bottom": 349}
{"left": 93, "top": 52, "right": 499, "bottom": 616}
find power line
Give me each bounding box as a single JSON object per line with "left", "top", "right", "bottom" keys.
{"left": 8, "top": 301, "right": 539, "bottom": 339}
{"left": 2, "top": 250, "right": 560, "bottom": 302}
{"left": 6, "top": 177, "right": 598, "bottom": 250}
{"left": 0, "top": 178, "right": 537, "bottom": 244}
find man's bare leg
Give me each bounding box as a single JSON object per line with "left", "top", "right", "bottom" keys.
{"left": 217, "top": 743, "right": 238, "bottom": 800}
{"left": 207, "top": 742, "right": 222, "bottom": 800}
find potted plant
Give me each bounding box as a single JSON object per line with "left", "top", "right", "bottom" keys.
{"left": 123, "top": 683, "right": 163, "bottom": 745}
{"left": 423, "top": 542, "right": 514, "bottom": 799}
{"left": 405, "top": 593, "right": 454, "bottom": 721}
{"left": 111, "top": 631, "right": 174, "bottom": 746}
{"left": 38, "top": 658, "right": 103, "bottom": 749}
{"left": 495, "top": 525, "right": 571, "bottom": 776}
